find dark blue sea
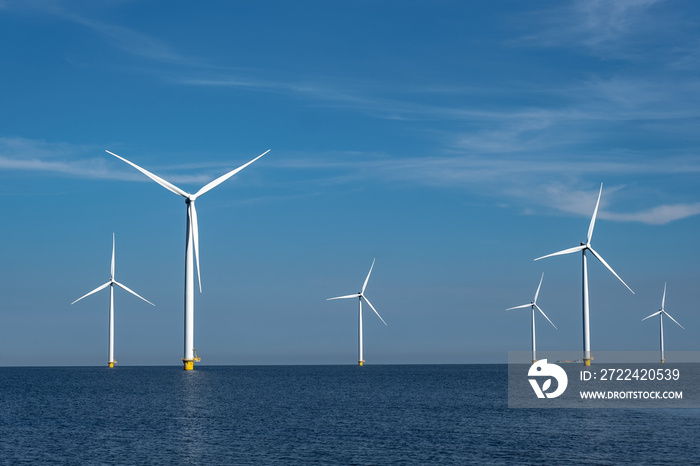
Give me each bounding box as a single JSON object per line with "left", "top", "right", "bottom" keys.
{"left": 1, "top": 365, "right": 698, "bottom": 465}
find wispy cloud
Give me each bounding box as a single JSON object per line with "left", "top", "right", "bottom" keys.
{"left": 517, "top": 0, "right": 669, "bottom": 55}
{"left": 604, "top": 202, "right": 700, "bottom": 224}
{"left": 3, "top": 134, "right": 699, "bottom": 226}
{"left": 278, "top": 150, "right": 700, "bottom": 225}
{"left": 0, "top": 138, "right": 233, "bottom": 185}
{"left": 1, "top": 0, "right": 206, "bottom": 67}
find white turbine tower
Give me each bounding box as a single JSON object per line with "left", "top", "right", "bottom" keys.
{"left": 642, "top": 283, "right": 684, "bottom": 363}
{"left": 72, "top": 234, "right": 154, "bottom": 367}
{"left": 506, "top": 273, "right": 557, "bottom": 364}
{"left": 535, "top": 183, "right": 634, "bottom": 366}
{"left": 107, "top": 148, "right": 269, "bottom": 370}
{"left": 327, "top": 259, "right": 387, "bottom": 366}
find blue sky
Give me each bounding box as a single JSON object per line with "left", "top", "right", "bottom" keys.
{"left": 1, "top": 0, "right": 699, "bottom": 366}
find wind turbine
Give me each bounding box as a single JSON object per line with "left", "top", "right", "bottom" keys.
{"left": 72, "top": 234, "right": 154, "bottom": 367}
{"left": 327, "top": 259, "right": 387, "bottom": 366}
{"left": 535, "top": 183, "right": 634, "bottom": 366}
{"left": 642, "top": 283, "right": 684, "bottom": 363}
{"left": 506, "top": 273, "right": 557, "bottom": 364}
{"left": 107, "top": 148, "right": 269, "bottom": 370}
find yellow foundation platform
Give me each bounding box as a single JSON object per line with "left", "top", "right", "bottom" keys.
{"left": 108, "top": 362, "right": 114, "bottom": 368}
{"left": 358, "top": 360, "right": 364, "bottom": 366}
{"left": 182, "top": 349, "right": 201, "bottom": 370}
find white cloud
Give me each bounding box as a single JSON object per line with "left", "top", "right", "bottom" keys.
{"left": 0, "top": 138, "right": 228, "bottom": 185}
{"left": 604, "top": 203, "right": 700, "bottom": 224}
{"left": 277, "top": 150, "right": 700, "bottom": 225}
{"left": 517, "top": 0, "right": 668, "bottom": 55}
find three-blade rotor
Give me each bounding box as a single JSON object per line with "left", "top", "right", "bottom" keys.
{"left": 506, "top": 273, "right": 557, "bottom": 329}
{"left": 642, "top": 283, "right": 684, "bottom": 329}
{"left": 107, "top": 149, "right": 270, "bottom": 292}
{"left": 71, "top": 234, "right": 155, "bottom": 306}
{"left": 327, "top": 258, "right": 387, "bottom": 326}
{"left": 534, "top": 183, "right": 634, "bottom": 295}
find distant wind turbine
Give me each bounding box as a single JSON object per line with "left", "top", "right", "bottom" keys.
{"left": 107, "top": 148, "right": 269, "bottom": 370}
{"left": 327, "top": 259, "right": 387, "bottom": 366}
{"left": 506, "top": 273, "right": 557, "bottom": 364}
{"left": 535, "top": 183, "right": 634, "bottom": 366}
{"left": 642, "top": 283, "right": 684, "bottom": 363}
{"left": 72, "top": 234, "right": 154, "bottom": 367}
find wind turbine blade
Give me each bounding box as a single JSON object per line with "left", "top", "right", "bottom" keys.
{"left": 534, "top": 303, "right": 557, "bottom": 329}
{"left": 190, "top": 201, "right": 202, "bottom": 293}
{"left": 193, "top": 150, "right": 270, "bottom": 198}
{"left": 588, "top": 247, "right": 635, "bottom": 294}
{"left": 106, "top": 150, "right": 190, "bottom": 198}
{"left": 587, "top": 183, "right": 603, "bottom": 244}
{"left": 362, "top": 295, "right": 387, "bottom": 326}
{"left": 642, "top": 310, "right": 662, "bottom": 321}
{"left": 114, "top": 281, "right": 155, "bottom": 306}
{"left": 533, "top": 272, "right": 544, "bottom": 303}
{"left": 506, "top": 304, "right": 532, "bottom": 311}
{"left": 71, "top": 282, "right": 111, "bottom": 305}
{"left": 327, "top": 293, "right": 361, "bottom": 300}
{"left": 111, "top": 233, "right": 116, "bottom": 280}
{"left": 662, "top": 282, "right": 667, "bottom": 310}
{"left": 362, "top": 258, "right": 375, "bottom": 294}
{"left": 662, "top": 311, "right": 685, "bottom": 330}
{"left": 534, "top": 245, "right": 585, "bottom": 261}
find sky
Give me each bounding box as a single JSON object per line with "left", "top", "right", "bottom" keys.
{"left": 1, "top": 0, "right": 699, "bottom": 366}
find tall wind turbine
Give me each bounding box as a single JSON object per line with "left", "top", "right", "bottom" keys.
{"left": 72, "top": 234, "right": 154, "bottom": 367}
{"left": 642, "top": 283, "right": 684, "bottom": 363}
{"left": 107, "top": 148, "right": 269, "bottom": 370}
{"left": 535, "top": 183, "right": 634, "bottom": 366}
{"left": 506, "top": 273, "right": 557, "bottom": 364}
{"left": 327, "top": 259, "right": 387, "bottom": 366}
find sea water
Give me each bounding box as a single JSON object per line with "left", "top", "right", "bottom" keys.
{"left": 1, "top": 365, "right": 698, "bottom": 464}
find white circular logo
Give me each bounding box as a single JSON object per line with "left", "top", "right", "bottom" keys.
{"left": 528, "top": 359, "right": 568, "bottom": 398}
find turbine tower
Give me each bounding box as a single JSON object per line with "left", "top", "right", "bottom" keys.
{"left": 535, "top": 183, "right": 634, "bottom": 366}
{"left": 642, "top": 283, "right": 684, "bottom": 363}
{"left": 506, "top": 273, "right": 557, "bottom": 364}
{"left": 107, "top": 149, "right": 269, "bottom": 370}
{"left": 72, "top": 234, "right": 154, "bottom": 367}
{"left": 327, "top": 259, "right": 387, "bottom": 366}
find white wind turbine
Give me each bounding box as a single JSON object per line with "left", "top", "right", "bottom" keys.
{"left": 107, "top": 149, "right": 269, "bottom": 370}
{"left": 327, "top": 259, "right": 387, "bottom": 366}
{"left": 506, "top": 273, "right": 557, "bottom": 364}
{"left": 72, "top": 234, "right": 154, "bottom": 367}
{"left": 642, "top": 283, "right": 684, "bottom": 363}
{"left": 535, "top": 183, "right": 634, "bottom": 366}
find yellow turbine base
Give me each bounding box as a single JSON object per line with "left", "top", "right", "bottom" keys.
{"left": 584, "top": 359, "right": 591, "bottom": 366}
{"left": 661, "top": 359, "right": 665, "bottom": 364}
{"left": 532, "top": 360, "right": 537, "bottom": 364}
{"left": 183, "top": 360, "right": 194, "bottom": 371}
{"left": 108, "top": 362, "right": 114, "bottom": 368}
{"left": 358, "top": 360, "right": 364, "bottom": 366}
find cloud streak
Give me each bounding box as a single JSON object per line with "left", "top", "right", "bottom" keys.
{"left": 275, "top": 150, "right": 700, "bottom": 226}
{"left": 517, "top": 0, "right": 669, "bottom": 56}
{"left": 0, "top": 138, "right": 239, "bottom": 185}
